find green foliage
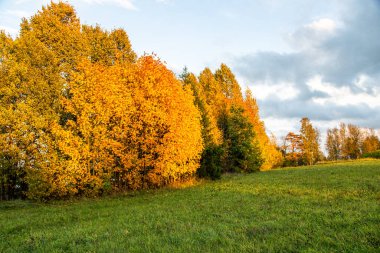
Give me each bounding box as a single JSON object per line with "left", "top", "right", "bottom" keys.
{"left": 1, "top": 160, "right": 379, "bottom": 252}
{"left": 362, "top": 150, "right": 380, "bottom": 159}
{"left": 197, "top": 145, "right": 223, "bottom": 180}
{"left": 221, "top": 106, "right": 262, "bottom": 173}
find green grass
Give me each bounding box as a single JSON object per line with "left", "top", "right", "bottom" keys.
{"left": 1, "top": 160, "right": 379, "bottom": 253}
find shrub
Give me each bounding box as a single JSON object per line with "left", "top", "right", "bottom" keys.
{"left": 197, "top": 145, "right": 223, "bottom": 180}
{"left": 362, "top": 150, "right": 380, "bottom": 159}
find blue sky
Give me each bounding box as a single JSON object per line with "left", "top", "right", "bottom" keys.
{"left": 1, "top": 0, "right": 379, "bottom": 143}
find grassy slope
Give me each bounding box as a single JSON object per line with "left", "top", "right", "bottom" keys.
{"left": 1, "top": 160, "right": 379, "bottom": 253}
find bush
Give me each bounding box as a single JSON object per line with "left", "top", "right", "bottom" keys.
{"left": 362, "top": 150, "right": 380, "bottom": 159}
{"left": 197, "top": 145, "right": 223, "bottom": 180}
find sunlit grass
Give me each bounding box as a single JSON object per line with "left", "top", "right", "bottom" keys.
{"left": 1, "top": 159, "right": 379, "bottom": 252}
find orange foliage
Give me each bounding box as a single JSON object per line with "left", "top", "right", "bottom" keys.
{"left": 0, "top": 1, "right": 283, "bottom": 200}
{"left": 53, "top": 56, "right": 203, "bottom": 196}
{"left": 243, "top": 89, "right": 283, "bottom": 170}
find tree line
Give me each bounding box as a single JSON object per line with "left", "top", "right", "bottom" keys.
{"left": 280, "top": 119, "right": 380, "bottom": 167}
{"left": 1, "top": 2, "right": 378, "bottom": 201}
{"left": 326, "top": 123, "right": 380, "bottom": 160}
{"left": 0, "top": 2, "right": 282, "bottom": 200}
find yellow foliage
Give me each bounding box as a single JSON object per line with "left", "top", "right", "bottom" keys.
{"left": 55, "top": 56, "right": 203, "bottom": 194}
{"left": 243, "top": 89, "right": 283, "bottom": 170}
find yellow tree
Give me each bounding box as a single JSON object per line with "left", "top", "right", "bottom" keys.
{"left": 82, "top": 25, "right": 136, "bottom": 65}
{"left": 244, "top": 89, "right": 283, "bottom": 170}
{"left": 198, "top": 67, "right": 226, "bottom": 124}
{"left": 0, "top": 27, "right": 66, "bottom": 199}
{"left": 20, "top": 1, "right": 85, "bottom": 73}
{"left": 58, "top": 56, "right": 203, "bottom": 193}
{"left": 361, "top": 129, "right": 380, "bottom": 154}
{"left": 181, "top": 70, "right": 223, "bottom": 179}
{"left": 326, "top": 127, "right": 342, "bottom": 160}
{"left": 300, "top": 117, "right": 320, "bottom": 165}
{"left": 130, "top": 56, "right": 203, "bottom": 187}
{"left": 55, "top": 60, "right": 137, "bottom": 196}
{"left": 214, "top": 63, "right": 243, "bottom": 104}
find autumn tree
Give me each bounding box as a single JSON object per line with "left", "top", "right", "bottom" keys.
{"left": 326, "top": 127, "right": 341, "bottom": 160}
{"left": 282, "top": 132, "right": 304, "bottom": 166}
{"left": 180, "top": 69, "right": 222, "bottom": 179}
{"left": 214, "top": 64, "right": 243, "bottom": 103}
{"left": 82, "top": 25, "right": 136, "bottom": 65}
{"left": 361, "top": 129, "right": 380, "bottom": 154}
{"left": 299, "top": 118, "right": 320, "bottom": 165}
{"left": 0, "top": 2, "right": 204, "bottom": 199}
{"left": 243, "top": 89, "right": 283, "bottom": 169}
{"left": 326, "top": 123, "right": 379, "bottom": 161}
{"left": 0, "top": 19, "right": 67, "bottom": 199}
{"left": 130, "top": 56, "right": 203, "bottom": 187}
{"left": 341, "top": 124, "right": 362, "bottom": 159}
{"left": 198, "top": 67, "right": 226, "bottom": 125}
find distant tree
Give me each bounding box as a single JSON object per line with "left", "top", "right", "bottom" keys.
{"left": 345, "top": 124, "right": 362, "bottom": 159}
{"left": 326, "top": 127, "right": 341, "bottom": 160}
{"left": 282, "top": 132, "right": 303, "bottom": 166}
{"left": 299, "top": 118, "right": 320, "bottom": 165}
{"left": 361, "top": 129, "right": 380, "bottom": 154}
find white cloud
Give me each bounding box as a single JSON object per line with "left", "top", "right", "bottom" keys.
{"left": 307, "top": 75, "right": 380, "bottom": 108}
{"left": 306, "top": 18, "right": 339, "bottom": 33}
{"left": 249, "top": 82, "right": 300, "bottom": 101}
{"left": 262, "top": 117, "right": 299, "bottom": 139}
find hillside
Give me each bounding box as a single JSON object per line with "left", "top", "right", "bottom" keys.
{"left": 1, "top": 160, "right": 379, "bottom": 252}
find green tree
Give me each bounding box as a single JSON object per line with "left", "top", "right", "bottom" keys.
{"left": 180, "top": 69, "right": 222, "bottom": 179}
{"left": 221, "top": 106, "right": 262, "bottom": 173}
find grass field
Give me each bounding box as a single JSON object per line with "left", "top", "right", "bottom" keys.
{"left": 1, "top": 160, "right": 379, "bottom": 252}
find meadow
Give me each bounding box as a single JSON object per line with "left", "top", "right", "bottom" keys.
{"left": 1, "top": 159, "right": 379, "bottom": 252}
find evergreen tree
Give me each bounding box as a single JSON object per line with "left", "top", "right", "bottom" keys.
{"left": 180, "top": 69, "right": 222, "bottom": 179}
{"left": 244, "top": 89, "right": 283, "bottom": 169}
{"left": 221, "top": 106, "right": 262, "bottom": 173}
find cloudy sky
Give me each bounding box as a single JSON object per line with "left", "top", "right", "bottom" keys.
{"left": 1, "top": 0, "right": 379, "bottom": 145}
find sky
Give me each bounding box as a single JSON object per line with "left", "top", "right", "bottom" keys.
{"left": 1, "top": 0, "right": 379, "bottom": 146}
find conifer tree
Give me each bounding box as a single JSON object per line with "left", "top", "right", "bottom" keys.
{"left": 181, "top": 69, "right": 222, "bottom": 179}
{"left": 222, "top": 106, "right": 262, "bottom": 172}
{"left": 244, "top": 89, "right": 283, "bottom": 169}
